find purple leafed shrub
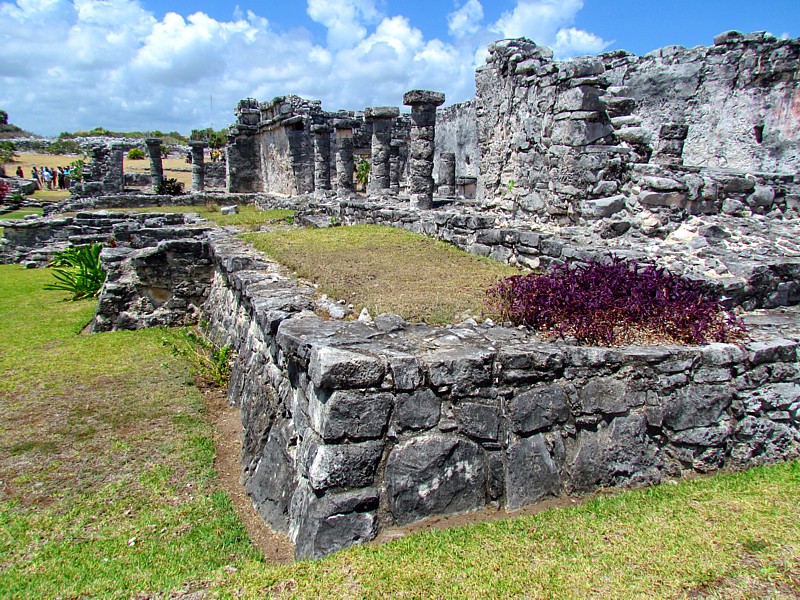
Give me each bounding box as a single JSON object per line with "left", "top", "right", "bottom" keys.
{"left": 486, "top": 256, "right": 745, "bottom": 346}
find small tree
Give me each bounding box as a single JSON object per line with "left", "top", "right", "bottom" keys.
{"left": 356, "top": 158, "right": 370, "bottom": 191}
{"left": 0, "top": 110, "right": 8, "bottom": 126}
{"left": 0, "top": 141, "right": 16, "bottom": 164}
{"left": 127, "top": 148, "right": 146, "bottom": 160}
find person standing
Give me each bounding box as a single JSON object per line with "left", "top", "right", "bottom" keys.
{"left": 31, "top": 166, "right": 39, "bottom": 188}
{"left": 16, "top": 166, "right": 24, "bottom": 178}
{"left": 42, "top": 167, "right": 53, "bottom": 190}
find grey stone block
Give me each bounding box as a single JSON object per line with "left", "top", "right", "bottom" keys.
{"left": 395, "top": 389, "right": 441, "bottom": 431}
{"left": 505, "top": 433, "right": 562, "bottom": 509}
{"left": 291, "top": 484, "right": 379, "bottom": 559}
{"left": 309, "top": 346, "right": 385, "bottom": 389}
{"left": 308, "top": 388, "right": 393, "bottom": 441}
{"left": 663, "top": 385, "right": 733, "bottom": 431}
{"left": 304, "top": 437, "right": 384, "bottom": 491}
{"left": 507, "top": 384, "right": 569, "bottom": 434}
{"left": 457, "top": 402, "right": 500, "bottom": 441}
{"left": 386, "top": 435, "right": 485, "bottom": 525}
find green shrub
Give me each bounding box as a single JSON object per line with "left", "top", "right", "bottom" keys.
{"left": 356, "top": 158, "right": 370, "bottom": 190}
{"left": 44, "top": 243, "right": 107, "bottom": 300}
{"left": 44, "top": 139, "right": 82, "bottom": 155}
{"left": 0, "top": 141, "right": 15, "bottom": 164}
{"left": 127, "top": 147, "right": 146, "bottom": 160}
{"left": 156, "top": 177, "right": 183, "bottom": 196}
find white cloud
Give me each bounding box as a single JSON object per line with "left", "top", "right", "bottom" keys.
{"left": 0, "top": 0, "right": 609, "bottom": 136}
{"left": 448, "top": 0, "right": 484, "bottom": 39}
{"left": 306, "top": 0, "right": 380, "bottom": 49}
{"left": 491, "top": 0, "right": 610, "bottom": 58}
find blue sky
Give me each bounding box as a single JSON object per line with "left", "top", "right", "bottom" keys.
{"left": 1, "top": 0, "right": 798, "bottom": 136}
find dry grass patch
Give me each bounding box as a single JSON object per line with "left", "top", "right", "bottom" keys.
{"left": 242, "top": 224, "right": 520, "bottom": 325}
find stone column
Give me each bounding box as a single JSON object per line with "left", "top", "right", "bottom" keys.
{"left": 653, "top": 122, "right": 689, "bottom": 166}
{"left": 438, "top": 151, "right": 456, "bottom": 197}
{"left": 389, "top": 141, "right": 404, "bottom": 193}
{"left": 334, "top": 119, "right": 357, "bottom": 193}
{"left": 109, "top": 144, "right": 125, "bottom": 194}
{"left": 189, "top": 141, "right": 206, "bottom": 191}
{"left": 365, "top": 106, "right": 399, "bottom": 196}
{"left": 403, "top": 90, "right": 445, "bottom": 209}
{"left": 144, "top": 138, "right": 164, "bottom": 192}
{"left": 311, "top": 123, "right": 332, "bottom": 191}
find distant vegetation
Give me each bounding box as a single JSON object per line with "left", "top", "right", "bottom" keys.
{"left": 58, "top": 127, "right": 189, "bottom": 145}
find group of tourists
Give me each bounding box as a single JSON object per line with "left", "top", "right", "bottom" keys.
{"left": 27, "top": 165, "right": 73, "bottom": 190}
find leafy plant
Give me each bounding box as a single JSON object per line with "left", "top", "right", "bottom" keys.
{"left": 166, "top": 327, "right": 233, "bottom": 387}
{"left": 44, "top": 243, "right": 107, "bottom": 300}
{"left": 156, "top": 177, "right": 183, "bottom": 196}
{"left": 0, "top": 141, "right": 16, "bottom": 164}
{"left": 44, "top": 139, "right": 82, "bottom": 155}
{"left": 68, "top": 155, "right": 88, "bottom": 182}
{"left": 486, "top": 256, "right": 745, "bottom": 346}
{"left": 127, "top": 147, "right": 146, "bottom": 160}
{"left": 356, "top": 158, "right": 370, "bottom": 190}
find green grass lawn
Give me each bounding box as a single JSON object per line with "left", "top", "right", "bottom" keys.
{"left": 1, "top": 265, "right": 799, "bottom": 598}
{"left": 0, "top": 207, "right": 43, "bottom": 220}
{"left": 131, "top": 205, "right": 294, "bottom": 229}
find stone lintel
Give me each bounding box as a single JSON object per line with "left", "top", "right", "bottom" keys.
{"left": 310, "top": 124, "right": 332, "bottom": 134}
{"left": 144, "top": 137, "right": 162, "bottom": 146}
{"left": 188, "top": 141, "right": 207, "bottom": 149}
{"left": 365, "top": 106, "right": 400, "bottom": 120}
{"left": 333, "top": 118, "right": 360, "bottom": 130}
{"left": 403, "top": 90, "right": 445, "bottom": 108}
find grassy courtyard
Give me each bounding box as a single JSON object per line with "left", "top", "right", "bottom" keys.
{"left": 0, "top": 262, "right": 799, "bottom": 598}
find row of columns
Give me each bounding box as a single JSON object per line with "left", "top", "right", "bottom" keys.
{"left": 145, "top": 138, "right": 207, "bottom": 193}
{"left": 308, "top": 89, "right": 449, "bottom": 209}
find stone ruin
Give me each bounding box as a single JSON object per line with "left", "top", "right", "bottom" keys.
{"left": 1, "top": 31, "right": 799, "bottom": 560}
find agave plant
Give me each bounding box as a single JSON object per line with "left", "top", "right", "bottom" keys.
{"left": 44, "top": 243, "right": 107, "bottom": 300}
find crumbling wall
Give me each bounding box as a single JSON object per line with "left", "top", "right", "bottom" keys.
{"left": 475, "top": 34, "right": 800, "bottom": 222}
{"left": 435, "top": 99, "right": 479, "bottom": 183}
{"left": 602, "top": 31, "right": 800, "bottom": 173}
{"left": 202, "top": 232, "right": 800, "bottom": 560}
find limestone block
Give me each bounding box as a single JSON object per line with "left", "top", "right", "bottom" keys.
{"left": 423, "top": 347, "right": 494, "bottom": 395}
{"left": 309, "top": 346, "right": 385, "bottom": 389}
{"left": 746, "top": 185, "right": 776, "bottom": 208}
{"left": 394, "top": 389, "right": 441, "bottom": 431}
{"left": 505, "top": 433, "right": 562, "bottom": 509}
{"left": 604, "top": 96, "right": 636, "bottom": 118}
{"left": 730, "top": 416, "right": 799, "bottom": 466}
{"left": 663, "top": 384, "right": 733, "bottom": 431}
{"left": 638, "top": 191, "right": 688, "bottom": 209}
{"left": 305, "top": 439, "right": 384, "bottom": 491}
{"left": 570, "top": 413, "right": 660, "bottom": 493}
{"left": 385, "top": 435, "right": 485, "bottom": 525}
{"left": 550, "top": 119, "right": 613, "bottom": 147}
{"left": 615, "top": 127, "right": 653, "bottom": 146}
{"left": 507, "top": 384, "right": 569, "bottom": 434}
{"left": 291, "top": 484, "right": 379, "bottom": 559}
{"left": 583, "top": 194, "right": 627, "bottom": 218}
{"left": 747, "top": 339, "right": 799, "bottom": 365}
{"left": 308, "top": 388, "right": 393, "bottom": 441}
{"left": 245, "top": 418, "right": 296, "bottom": 532}
{"left": 667, "top": 421, "right": 732, "bottom": 447}
{"left": 220, "top": 205, "right": 238, "bottom": 215}
{"left": 554, "top": 86, "right": 603, "bottom": 113}
{"left": 456, "top": 402, "right": 500, "bottom": 441}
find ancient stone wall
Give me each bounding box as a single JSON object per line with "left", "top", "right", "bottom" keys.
{"left": 202, "top": 231, "right": 800, "bottom": 560}
{"left": 475, "top": 35, "right": 800, "bottom": 222}
{"left": 435, "top": 99, "right": 480, "bottom": 183}
{"left": 602, "top": 31, "right": 800, "bottom": 173}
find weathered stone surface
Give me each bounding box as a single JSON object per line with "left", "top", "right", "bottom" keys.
{"left": 245, "top": 418, "right": 295, "bottom": 532}
{"left": 663, "top": 385, "right": 733, "bottom": 431}
{"left": 303, "top": 437, "right": 383, "bottom": 491}
{"left": 394, "top": 389, "right": 440, "bottom": 431}
{"left": 506, "top": 433, "right": 562, "bottom": 509}
{"left": 386, "top": 435, "right": 485, "bottom": 525}
{"left": 291, "top": 484, "right": 379, "bottom": 559}
{"left": 583, "top": 194, "right": 626, "bottom": 218}
{"left": 308, "top": 388, "right": 393, "bottom": 441}
{"left": 309, "top": 346, "right": 385, "bottom": 389}
{"left": 423, "top": 347, "right": 494, "bottom": 396}
{"left": 507, "top": 384, "right": 569, "bottom": 434}
{"left": 457, "top": 402, "right": 500, "bottom": 441}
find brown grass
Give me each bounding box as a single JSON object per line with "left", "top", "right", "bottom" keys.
{"left": 242, "top": 224, "right": 521, "bottom": 325}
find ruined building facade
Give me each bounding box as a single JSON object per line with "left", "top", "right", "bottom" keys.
{"left": 226, "top": 31, "right": 800, "bottom": 221}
